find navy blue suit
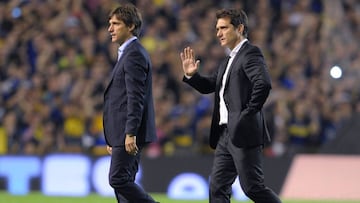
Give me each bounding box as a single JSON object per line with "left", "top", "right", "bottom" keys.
{"left": 103, "top": 39, "right": 157, "bottom": 203}
{"left": 103, "top": 39, "right": 157, "bottom": 147}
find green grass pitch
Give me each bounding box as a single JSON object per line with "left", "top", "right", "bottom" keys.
{"left": 1, "top": 192, "right": 359, "bottom": 203}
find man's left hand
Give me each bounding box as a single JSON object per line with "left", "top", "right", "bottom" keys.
{"left": 125, "top": 134, "right": 138, "bottom": 155}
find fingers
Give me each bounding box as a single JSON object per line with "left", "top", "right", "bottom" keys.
{"left": 180, "top": 52, "right": 184, "bottom": 61}
{"left": 108, "top": 144, "right": 138, "bottom": 156}
{"left": 126, "top": 144, "right": 138, "bottom": 155}
{"left": 133, "top": 145, "right": 139, "bottom": 155}
{"left": 125, "top": 135, "right": 139, "bottom": 156}
{"left": 184, "top": 47, "right": 189, "bottom": 59}
{"left": 186, "top": 47, "right": 194, "bottom": 59}
{"left": 125, "top": 144, "right": 138, "bottom": 155}
{"left": 180, "top": 47, "right": 194, "bottom": 60}
{"left": 106, "top": 145, "right": 112, "bottom": 155}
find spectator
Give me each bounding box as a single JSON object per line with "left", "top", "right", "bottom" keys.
{"left": 0, "top": 0, "right": 359, "bottom": 158}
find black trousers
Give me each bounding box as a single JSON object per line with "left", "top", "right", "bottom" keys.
{"left": 109, "top": 146, "right": 156, "bottom": 203}
{"left": 209, "top": 126, "right": 282, "bottom": 203}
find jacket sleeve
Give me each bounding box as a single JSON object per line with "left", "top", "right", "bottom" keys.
{"left": 242, "top": 46, "right": 271, "bottom": 115}
{"left": 124, "top": 51, "right": 148, "bottom": 136}
{"left": 182, "top": 72, "right": 217, "bottom": 94}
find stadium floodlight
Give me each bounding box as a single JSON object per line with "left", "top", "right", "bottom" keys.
{"left": 330, "top": 65, "right": 342, "bottom": 79}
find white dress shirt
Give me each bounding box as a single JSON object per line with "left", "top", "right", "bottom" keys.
{"left": 219, "top": 39, "right": 248, "bottom": 125}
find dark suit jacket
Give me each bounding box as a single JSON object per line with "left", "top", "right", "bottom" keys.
{"left": 183, "top": 41, "right": 271, "bottom": 149}
{"left": 103, "top": 39, "right": 157, "bottom": 147}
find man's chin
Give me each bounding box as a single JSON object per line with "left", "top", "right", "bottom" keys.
{"left": 111, "top": 37, "right": 118, "bottom": 43}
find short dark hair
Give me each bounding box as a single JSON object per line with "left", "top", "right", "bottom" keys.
{"left": 216, "top": 9, "right": 248, "bottom": 38}
{"left": 109, "top": 4, "right": 142, "bottom": 37}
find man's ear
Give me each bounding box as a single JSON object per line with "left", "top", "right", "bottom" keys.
{"left": 128, "top": 24, "right": 135, "bottom": 33}
{"left": 238, "top": 24, "right": 244, "bottom": 35}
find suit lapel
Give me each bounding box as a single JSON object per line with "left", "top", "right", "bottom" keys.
{"left": 216, "top": 56, "right": 231, "bottom": 88}
{"left": 104, "top": 60, "right": 120, "bottom": 94}
{"left": 104, "top": 40, "right": 138, "bottom": 94}
{"left": 224, "top": 42, "right": 248, "bottom": 90}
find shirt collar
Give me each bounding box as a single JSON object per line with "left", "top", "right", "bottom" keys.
{"left": 118, "top": 36, "right": 137, "bottom": 55}
{"left": 229, "top": 38, "right": 248, "bottom": 58}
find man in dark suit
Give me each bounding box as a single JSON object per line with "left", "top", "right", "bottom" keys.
{"left": 180, "top": 8, "right": 282, "bottom": 203}
{"left": 103, "top": 4, "right": 157, "bottom": 203}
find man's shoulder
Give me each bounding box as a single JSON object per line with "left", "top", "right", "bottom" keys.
{"left": 243, "top": 41, "right": 257, "bottom": 50}
{"left": 124, "top": 41, "right": 151, "bottom": 65}
{"left": 128, "top": 40, "right": 148, "bottom": 52}
{"left": 241, "top": 42, "right": 263, "bottom": 55}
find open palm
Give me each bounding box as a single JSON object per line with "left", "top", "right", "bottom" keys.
{"left": 180, "top": 47, "right": 200, "bottom": 76}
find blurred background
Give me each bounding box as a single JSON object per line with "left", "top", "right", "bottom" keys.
{"left": 0, "top": 0, "right": 360, "bottom": 201}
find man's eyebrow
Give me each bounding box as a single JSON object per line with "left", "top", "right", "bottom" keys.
{"left": 216, "top": 25, "right": 228, "bottom": 29}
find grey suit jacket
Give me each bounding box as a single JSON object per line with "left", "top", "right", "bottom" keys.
{"left": 103, "top": 39, "right": 157, "bottom": 147}
{"left": 183, "top": 41, "right": 271, "bottom": 149}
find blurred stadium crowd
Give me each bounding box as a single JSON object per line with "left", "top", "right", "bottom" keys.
{"left": 0, "top": 0, "right": 359, "bottom": 158}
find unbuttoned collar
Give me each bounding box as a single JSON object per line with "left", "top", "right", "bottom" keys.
{"left": 229, "top": 38, "right": 248, "bottom": 58}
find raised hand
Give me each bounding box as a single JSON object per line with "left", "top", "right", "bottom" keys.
{"left": 180, "top": 47, "right": 200, "bottom": 77}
